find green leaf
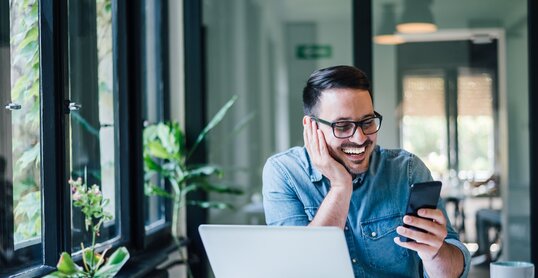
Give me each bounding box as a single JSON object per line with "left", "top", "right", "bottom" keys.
{"left": 55, "top": 252, "right": 84, "bottom": 275}
{"left": 147, "top": 141, "right": 171, "bottom": 159}
{"left": 82, "top": 248, "right": 100, "bottom": 270}
{"left": 145, "top": 184, "right": 173, "bottom": 199}
{"left": 16, "top": 143, "right": 40, "bottom": 171}
{"left": 185, "top": 165, "right": 222, "bottom": 179}
{"left": 143, "top": 155, "right": 162, "bottom": 173}
{"left": 17, "top": 27, "right": 38, "bottom": 51}
{"left": 188, "top": 95, "right": 238, "bottom": 159}
{"left": 94, "top": 247, "right": 130, "bottom": 277}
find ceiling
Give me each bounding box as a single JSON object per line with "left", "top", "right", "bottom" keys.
{"left": 282, "top": 0, "right": 527, "bottom": 30}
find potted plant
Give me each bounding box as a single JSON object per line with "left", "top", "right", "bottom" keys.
{"left": 143, "top": 95, "right": 243, "bottom": 268}
{"left": 45, "top": 178, "right": 129, "bottom": 277}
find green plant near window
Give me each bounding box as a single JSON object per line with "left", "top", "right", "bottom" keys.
{"left": 143, "top": 96, "right": 243, "bottom": 244}
{"left": 45, "top": 179, "right": 129, "bottom": 278}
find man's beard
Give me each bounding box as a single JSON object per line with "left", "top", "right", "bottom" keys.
{"left": 327, "top": 140, "right": 373, "bottom": 176}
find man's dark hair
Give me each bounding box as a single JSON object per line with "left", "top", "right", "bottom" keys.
{"left": 302, "top": 65, "right": 371, "bottom": 116}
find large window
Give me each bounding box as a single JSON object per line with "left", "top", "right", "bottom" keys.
{"left": 0, "top": 0, "right": 174, "bottom": 276}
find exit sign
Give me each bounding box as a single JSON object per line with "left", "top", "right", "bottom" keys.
{"left": 296, "top": 44, "right": 332, "bottom": 60}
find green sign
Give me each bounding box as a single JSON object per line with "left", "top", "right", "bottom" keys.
{"left": 296, "top": 44, "right": 332, "bottom": 60}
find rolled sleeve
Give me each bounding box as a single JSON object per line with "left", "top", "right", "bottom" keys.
{"left": 262, "top": 157, "right": 309, "bottom": 226}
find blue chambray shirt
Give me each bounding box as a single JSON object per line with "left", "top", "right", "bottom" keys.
{"left": 262, "top": 145, "right": 471, "bottom": 278}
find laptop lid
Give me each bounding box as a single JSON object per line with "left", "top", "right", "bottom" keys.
{"left": 199, "top": 225, "right": 354, "bottom": 278}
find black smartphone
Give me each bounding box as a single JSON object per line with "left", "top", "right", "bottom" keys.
{"left": 399, "top": 181, "right": 442, "bottom": 242}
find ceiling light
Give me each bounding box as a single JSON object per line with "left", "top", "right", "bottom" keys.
{"left": 374, "top": 3, "right": 404, "bottom": 45}
{"left": 397, "top": 0, "right": 437, "bottom": 34}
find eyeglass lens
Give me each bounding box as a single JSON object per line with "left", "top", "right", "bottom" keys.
{"left": 333, "top": 118, "right": 380, "bottom": 138}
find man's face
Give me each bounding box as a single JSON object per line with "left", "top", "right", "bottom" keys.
{"left": 315, "top": 88, "right": 377, "bottom": 175}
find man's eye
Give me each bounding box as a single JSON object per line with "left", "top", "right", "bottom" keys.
{"left": 361, "top": 119, "right": 374, "bottom": 127}
{"left": 334, "top": 123, "right": 354, "bottom": 131}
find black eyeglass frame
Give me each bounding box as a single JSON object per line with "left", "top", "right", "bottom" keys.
{"left": 311, "top": 111, "right": 383, "bottom": 139}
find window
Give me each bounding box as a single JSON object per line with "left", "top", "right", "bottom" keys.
{"left": 1, "top": 0, "right": 174, "bottom": 276}
{"left": 1, "top": 0, "right": 43, "bottom": 274}
{"left": 67, "top": 0, "right": 121, "bottom": 252}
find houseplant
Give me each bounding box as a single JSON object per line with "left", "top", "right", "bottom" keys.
{"left": 45, "top": 178, "right": 129, "bottom": 277}
{"left": 143, "top": 95, "right": 243, "bottom": 256}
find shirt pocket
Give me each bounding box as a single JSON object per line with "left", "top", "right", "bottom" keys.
{"left": 304, "top": 207, "right": 319, "bottom": 222}
{"left": 360, "top": 213, "right": 409, "bottom": 270}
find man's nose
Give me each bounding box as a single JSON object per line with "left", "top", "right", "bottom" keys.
{"left": 350, "top": 126, "right": 368, "bottom": 144}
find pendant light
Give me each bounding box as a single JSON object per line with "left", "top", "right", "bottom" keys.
{"left": 374, "top": 3, "right": 404, "bottom": 45}
{"left": 397, "top": 0, "right": 437, "bottom": 34}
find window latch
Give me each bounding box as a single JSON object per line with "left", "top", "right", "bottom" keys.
{"left": 4, "top": 102, "right": 22, "bottom": 111}
{"left": 68, "top": 101, "right": 82, "bottom": 111}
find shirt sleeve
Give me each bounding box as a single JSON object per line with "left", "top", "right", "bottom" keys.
{"left": 262, "top": 156, "right": 309, "bottom": 226}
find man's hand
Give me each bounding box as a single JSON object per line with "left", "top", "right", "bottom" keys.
{"left": 303, "top": 117, "right": 352, "bottom": 228}
{"left": 394, "top": 208, "right": 464, "bottom": 277}
{"left": 393, "top": 208, "right": 447, "bottom": 260}
{"left": 303, "top": 117, "right": 351, "bottom": 187}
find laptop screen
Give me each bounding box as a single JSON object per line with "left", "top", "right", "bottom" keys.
{"left": 199, "top": 225, "right": 354, "bottom": 278}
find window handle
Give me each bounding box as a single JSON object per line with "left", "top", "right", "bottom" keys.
{"left": 68, "top": 102, "right": 82, "bottom": 111}
{"left": 4, "top": 102, "right": 22, "bottom": 111}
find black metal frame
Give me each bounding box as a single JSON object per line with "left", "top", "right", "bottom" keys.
{"left": 184, "top": 0, "right": 209, "bottom": 277}
{"left": 528, "top": 0, "right": 538, "bottom": 267}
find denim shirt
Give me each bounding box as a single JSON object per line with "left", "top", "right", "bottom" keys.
{"left": 262, "top": 145, "right": 471, "bottom": 278}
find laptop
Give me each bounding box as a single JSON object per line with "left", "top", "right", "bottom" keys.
{"left": 198, "top": 225, "right": 354, "bottom": 278}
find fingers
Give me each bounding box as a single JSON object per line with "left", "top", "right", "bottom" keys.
{"left": 402, "top": 215, "right": 447, "bottom": 240}
{"left": 417, "top": 209, "right": 446, "bottom": 225}
{"left": 393, "top": 237, "right": 438, "bottom": 257}
{"left": 303, "top": 117, "right": 324, "bottom": 157}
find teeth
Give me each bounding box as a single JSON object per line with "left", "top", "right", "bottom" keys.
{"left": 342, "top": 147, "right": 365, "bottom": 155}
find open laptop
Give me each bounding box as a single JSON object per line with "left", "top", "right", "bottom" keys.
{"left": 198, "top": 225, "right": 354, "bottom": 278}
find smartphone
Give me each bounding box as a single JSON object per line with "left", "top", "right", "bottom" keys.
{"left": 399, "top": 181, "right": 442, "bottom": 242}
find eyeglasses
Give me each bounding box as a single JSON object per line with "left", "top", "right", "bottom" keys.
{"left": 312, "top": 111, "right": 383, "bottom": 139}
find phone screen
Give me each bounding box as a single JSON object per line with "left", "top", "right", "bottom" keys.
{"left": 400, "top": 181, "right": 442, "bottom": 242}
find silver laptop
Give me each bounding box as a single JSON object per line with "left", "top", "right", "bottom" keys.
{"left": 198, "top": 225, "right": 354, "bottom": 278}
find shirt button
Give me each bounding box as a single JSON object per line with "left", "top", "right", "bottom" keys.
{"left": 371, "top": 232, "right": 377, "bottom": 237}
{"left": 345, "top": 226, "right": 349, "bottom": 230}
{"left": 352, "top": 258, "right": 357, "bottom": 263}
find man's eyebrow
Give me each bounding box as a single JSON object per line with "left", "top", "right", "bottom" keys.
{"left": 333, "top": 113, "right": 375, "bottom": 122}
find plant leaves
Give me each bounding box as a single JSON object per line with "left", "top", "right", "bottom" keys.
{"left": 147, "top": 141, "right": 170, "bottom": 159}
{"left": 188, "top": 95, "right": 238, "bottom": 159}
{"left": 94, "top": 247, "right": 130, "bottom": 277}
{"left": 185, "top": 165, "right": 222, "bottom": 179}
{"left": 145, "top": 183, "right": 173, "bottom": 199}
{"left": 55, "top": 252, "right": 84, "bottom": 275}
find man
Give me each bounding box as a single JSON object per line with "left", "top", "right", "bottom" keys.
{"left": 262, "top": 65, "right": 470, "bottom": 277}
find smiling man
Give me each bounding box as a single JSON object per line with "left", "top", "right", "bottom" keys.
{"left": 262, "top": 65, "right": 470, "bottom": 277}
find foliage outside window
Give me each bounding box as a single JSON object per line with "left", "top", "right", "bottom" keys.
{"left": 10, "top": 0, "right": 42, "bottom": 244}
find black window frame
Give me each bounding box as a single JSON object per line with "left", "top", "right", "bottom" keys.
{"left": 2, "top": 0, "right": 175, "bottom": 277}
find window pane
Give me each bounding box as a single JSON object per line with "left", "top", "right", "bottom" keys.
{"left": 401, "top": 75, "right": 448, "bottom": 180}
{"left": 457, "top": 69, "right": 495, "bottom": 179}
{"left": 67, "top": 0, "right": 120, "bottom": 252}
{"left": 142, "top": 0, "right": 166, "bottom": 230}
{"left": 1, "top": 0, "right": 43, "bottom": 273}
